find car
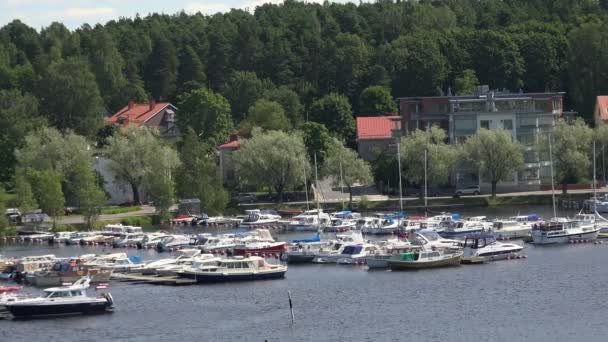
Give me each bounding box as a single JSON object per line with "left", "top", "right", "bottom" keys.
{"left": 454, "top": 185, "right": 480, "bottom": 197}
{"left": 235, "top": 194, "right": 257, "bottom": 203}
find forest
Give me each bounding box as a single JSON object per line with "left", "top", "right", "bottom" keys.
{"left": 2, "top": 0, "right": 608, "bottom": 190}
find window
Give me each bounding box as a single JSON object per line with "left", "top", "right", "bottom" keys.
{"left": 502, "top": 119, "right": 513, "bottom": 130}
{"left": 480, "top": 120, "right": 490, "bottom": 129}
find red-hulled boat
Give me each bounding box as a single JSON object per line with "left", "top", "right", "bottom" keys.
{"left": 233, "top": 242, "right": 287, "bottom": 256}
{"left": 0, "top": 286, "right": 21, "bottom": 293}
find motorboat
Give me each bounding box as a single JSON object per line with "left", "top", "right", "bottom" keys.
{"left": 334, "top": 243, "right": 379, "bottom": 265}
{"left": 177, "top": 256, "right": 287, "bottom": 283}
{"left": 66, "top": 232, "right": 99, "bottom": 245}
{"left": 280, "top": 233, "right": 322, "bottom": 263}
{"left": 1, "top": 277, "right": 114, "bottom": 319}
{"left": 584, "top": 194, "right": 608, "bottom": 213}
{"left": 20, "top": 233, "right": 54, "bottom": 242}
{"left": 361, "top": 214, "right": 401, "bottom": 235}
{"left": 232, "top": 241, "right": 287, "bottom": 256}
{"left": 14, "top": 255, "right": 57, "bottom": 274}
{"left": 112, "top": 233, "right": 145, "bottom": 248}
{"left": 25, "top": 259, "right": 113, "bottom": 287}
{"left": 287, "top": 209, "right": 331, "bottom": 232}
{"left": 50, "top": 231, "right": 74, "bottom": 244}
{"left": 239, "top": 209, "right": 281, "bottom": 227}
{"left": 324, "top": 218, "right": 357, "bottom": 232}
{"left": 439, "top": 220, "right": 486, "bottom": 238}
{"left": 365, "top": 239, "right": 418, "bottom": 269}
{"left": 100, "top": 224, "right": 143, "bottom": 236}
{"left": 84, "top": 254, "right": 144, "bottom": 273}
{"left": 531, "top": 217, "right": 600, "bottom": 245}
{"left": 138, "top": 233, "right": 169, "bottom": 249}
{"left": 155, "top": 254, "right": 218, "bottom": 276}
{"left": 419, "top": 213, "right": 459, "bottom": 232}
{"left": 491, "top": 220, "right": 531, "bottom": 239}
{"left": 463, "top": 234, "right": 524, "bottom": 261}
{"left": 387, "top": 248, "right": 463, "bottom": 270}
{"left": 140, "top": 248, "right": 202, "bottom": 275}
{"left": 409, "top": 229, "right": 462, "bottom": 249}
{"left": 156, "top": 235, "right": 194, "bottom": 252}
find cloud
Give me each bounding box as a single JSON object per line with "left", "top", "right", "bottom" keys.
{"left": 184, "top": 2, "right": 231, "bottom": 15}
{"left": 62, "top": 7, "right": 117, "bottom": 18}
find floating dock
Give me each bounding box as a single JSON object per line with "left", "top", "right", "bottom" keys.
{"left": 111, "top": 273, "right": 196, "bottom": 286}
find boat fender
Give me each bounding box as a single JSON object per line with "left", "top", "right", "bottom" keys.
{"left": 103, "top": 292, "right": 114, "bottom": 306}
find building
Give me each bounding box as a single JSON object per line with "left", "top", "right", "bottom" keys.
{"left": 106, "top": 100, "right": 179, "bottom": 138}
{"left": 594, "top": 96, "right": 608, "bottom": 126}
{"left": 398, "top": 86, "right": 565, "bottom": 191}
{"left": 356, "top": 116, "right": 401, "bottom": 161}
{"left": 218, "top": 134, "right": 240, "bottom": 185}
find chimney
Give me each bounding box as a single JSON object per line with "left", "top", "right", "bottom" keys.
{"left": 149, "top": 98, "right": 156, "bottom": 111}
{"left": 128, "top": 100, "right": 135, "bottom": 110}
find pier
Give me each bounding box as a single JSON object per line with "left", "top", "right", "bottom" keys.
{"left": 110, "top": 272, "right": 196, "bottom": 286}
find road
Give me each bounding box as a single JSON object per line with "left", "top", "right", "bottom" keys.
{"left": 58, "top": 205, "right": 156, "bottom": 225}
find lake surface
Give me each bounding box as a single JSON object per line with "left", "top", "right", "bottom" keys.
{"left": 1, "top": 204, "right": 606, "bottom": 342}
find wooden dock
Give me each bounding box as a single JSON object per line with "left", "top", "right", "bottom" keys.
{"left": 111, "top": 273, "right": 196, "bottom": 286}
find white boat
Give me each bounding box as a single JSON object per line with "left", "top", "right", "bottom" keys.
{"left": 177, "top": 256, "right": 287, "bottom": 283}
{"left": 365, "top": 239, "right": 418, "bottom": 269}
{"left": 324, "top": 218, "right": 357, "bottom": 232}
{"left": 287, "top": 209, "right": 331, "bottom": 231}
{"left": 334, "top": 243, "right": 379, "bottom": 264}
{"left": 112, "top": 233, "right": 145, "bottom": 248}
{"left": 463, "top": 235, "right": 524, "bottom": 261}
{"left": 84, "top": 253, "right": 144, "bottom": 273}
{"left": 140, "top": 249, "right": 202, "bottom": 275}
{"left": 361, "top": 215, "right": 401, "bottom": 235}
{"left": 155, "top": 254, "right": 219, "bottom": 276}
{"left": 387, "top": 248, "right": 463, "bottom": 270}
{"left": 66, "top": 232, "right": 98, "bottom": 245}
{"left": 139, "top": 233, "right": 169, "bottom": 249}
{"left": 419, "top": 213, "right": 458, "bottom": 232}
{"left": 531, "top": 217, "right": 600, "bottom": 245}
{"left": 585, "top": 194, "right": 608, "bottom": 213}
{"left": 330, "top": 211, "right": 361, "bottom": 220}
{"left": 156, "top": 235, "right": 194, "bottom": 252}
{"left": 239, "top": 209, "right": 281, "bottom": 227}
{"left": 439, "top": 220, "right": 487, "bottom": 238}
{"left": 409, "top": 229, "right": 462, "bottom": 249}
{"left": 1, "top": 277, "right": 113, "bottom": 319}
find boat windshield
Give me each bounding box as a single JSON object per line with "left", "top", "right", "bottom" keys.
{"left": 341, "top": 245, "right": 363, "bottom": 255}
{"left": 418, "top": 230, "right": 440, "bottom": 241}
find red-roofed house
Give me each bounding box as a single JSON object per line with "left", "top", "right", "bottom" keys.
{"left": 356, "top": 115, "right": 401, "bottom": 161}
{"left": 218, "top": 134, "right": 240, "bottom": 184}
{"left": 106, "top": 99, "right": 179, "bottom": 138}
{"left": 595, "top": 96, "right": 608, "bottom": 126}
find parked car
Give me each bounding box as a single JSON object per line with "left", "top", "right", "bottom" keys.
{"left": 454, "top": 185, "right": 480, "bottom": 197}
{"left": 235, "top": 194, "right": 257, "bottom": 203}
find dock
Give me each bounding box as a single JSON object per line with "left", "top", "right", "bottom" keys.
{"left": 111, "top": 273, "right": 196, "bottom": 286}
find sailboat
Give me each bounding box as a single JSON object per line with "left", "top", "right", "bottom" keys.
{"left": 531, "top": 137, "right": 600, "bottom": 244}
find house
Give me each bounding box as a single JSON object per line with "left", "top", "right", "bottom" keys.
{"left": 218, "top": 134, "right": 240, "bottom": 185}
{"left": 398, "top": 86, "right": 567, "bottom": 191}
{"left": 356, "top": 116, "right": 401, "bottom": 161}
{"left": 594, "top": 96, "right": 608, "bottom": 126}
{"left": 106, "top": 99, "right": 179, "bottom": 138}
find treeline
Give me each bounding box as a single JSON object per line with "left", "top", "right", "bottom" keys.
{"left": 2, "top": 0, "right": 608, "bottom": 185}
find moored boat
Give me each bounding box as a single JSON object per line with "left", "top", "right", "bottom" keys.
{"left": 177, "top": 256, "right": 287, "bottom": 283}
{"left": 463, "top": 234, "right": 523, "bottom": 261}
{"left": 531, "top": 217, "right": 600, "bottom": 245}
{"left": 387, "top": 248, "right": 463, "bottom": 270}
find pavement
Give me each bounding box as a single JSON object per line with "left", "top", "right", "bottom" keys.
{"left": 58, "top": 205, "right": 156, "bottom": 225}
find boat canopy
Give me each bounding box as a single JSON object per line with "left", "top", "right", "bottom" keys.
{"left": 451, "top": 213, "right": 461, "bottom": 219}
{"left": 291, "top": 233, "right": 321, "bottom": 243}
{"left": 341, "top": 245, "right": 363, "bottom": 255}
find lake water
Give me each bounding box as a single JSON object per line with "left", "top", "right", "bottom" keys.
{"left": 1, "top": 205, "right": 606, "bottom": 342}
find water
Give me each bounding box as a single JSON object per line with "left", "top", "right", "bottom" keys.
{"left": 1, "top": 205, "right": 606, "bottom": 342}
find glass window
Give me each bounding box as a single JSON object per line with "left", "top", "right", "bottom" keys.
{"left": 502, "top": 119, "right": 513, "bottom": 130}
{"left": 480, "top": 120, "right": 490, "bottom": 129}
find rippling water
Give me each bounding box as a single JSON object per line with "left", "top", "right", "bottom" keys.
{"left": 0, "top": 205, "right": 605, "bottom": 342}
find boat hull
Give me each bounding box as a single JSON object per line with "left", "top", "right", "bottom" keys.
{"left": 531, "top": 229, "right": 600, "bottom": 245}
{"left": 281, "top": 253, "right": 316, "bottom": 263}
{"left": 233, "top": 243, "right": 287, "bottom": 256}
{"left": 388, "top": 255, "right": 462, "bottom": 270}
{"left": 5, "top": 301, "right": 111, "bottom": 318}
{"left": 439, "top": 229, "right": 484, "bottom": 238}
{"left": 28, "top": 272, "right": 112, "bottom": 287}
{"left": 177, "top": 270, "right": 286, "bottom": 283}
{"left": 365, "top": 256, "right": 391, "bottom": 269}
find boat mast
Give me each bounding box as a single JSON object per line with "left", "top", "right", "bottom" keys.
{"left": 594, "top": 139, "right": 597, "bottom": 213}
{"left": 424, "top": 148, "right": 428, "bottom": 217}
{"left": 314, "top": 153, "right": 320, "bottom": 211}
{"left": 303, "top": 159, "right": 309, "bottom": 211}
{"left": 339, "top": 159, "right": 345, "bottom": 210}
{"left": 549, "top": 135, "right": 557, "bottom": 218}
{"left": 397, "top": 139, "right": 403, "bottom": 212}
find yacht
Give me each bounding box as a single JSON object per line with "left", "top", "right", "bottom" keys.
{"left": 155, "top": 254, "right": 219, "bottom": 276}
{"left": 531, "top": 217, "right": 600, "bottom": 245}
{"left": 1, "top": 277, "right": 113, "bottom": 319}
{"left": 463, "top": 234, "right": 524, "bottom": 261}
{"left": 239, "top": 209, "right": 281, "bottom": 227}
{"left": 409, "top": 229, "right": 462, "bottom": 249}
{"left": 177, "top": 256, "right": 287, "bottom": 283}
{"left": 287, "top": 209, "right": 331, "bottom": 231}
{"left": 365, "top": 239, "right": 418, "bottom": 269}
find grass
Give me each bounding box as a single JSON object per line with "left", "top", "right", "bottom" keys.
{"left": 120, "top": 216, "right": 152, "bottom": 227}
{"left": 100, "top": 206, "right": 142, "bottom": 215}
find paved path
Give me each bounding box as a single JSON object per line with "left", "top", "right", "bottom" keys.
{"left": 58, "top": 205, "right": 156, "bottom": 225}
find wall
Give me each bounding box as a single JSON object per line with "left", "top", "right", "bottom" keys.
{"left": 93, "top": 157, "right": 146, "bottom": 205}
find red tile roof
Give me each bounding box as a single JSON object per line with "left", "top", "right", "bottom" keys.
{"left": 356, "top": 116, "right": 401, "bottom": 140}
{"left": 106, "top": 102, "right": 171, "bottom": 126}
{"left": 218, "top": 140, "right": 240, "bottom": 149}
{"left": 597, "top": 96, "right": 608, "bottom": 121}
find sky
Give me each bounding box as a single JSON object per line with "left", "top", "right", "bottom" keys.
{"left": 1, "top": 0, "right": 353, "bottom": 30}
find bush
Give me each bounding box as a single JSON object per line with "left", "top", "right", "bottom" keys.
{"left": 101, "top": 206, "right": 142, "bottom": 215}
{"left": 121, "top": 216, "right": 152, "bottom": 227}
{"left": 50, "top": 224, "right": 77, "bottom": 232}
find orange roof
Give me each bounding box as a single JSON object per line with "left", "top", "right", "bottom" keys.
{"left": 597, "top": 96, "right": 608, "bottom": 121}
{"left": 106, "top": 102, "right": 172, "bottom": 126}
{"left": 356, "top": 116, "right": 401, "bottom": 140}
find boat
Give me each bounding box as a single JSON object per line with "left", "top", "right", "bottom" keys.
{"left": 239, "top": 209, "right": 281, "bottom": 227}
{"left": 365, "top": 241, "right": 419, "bottom": 269}
{"left": 1, "top": 276, "right": 114, "bottom": 319}
{"left": 463, "top": 234, "right": 524, "bottom": 261}
{"left": 232, "top": 229, "right": 287, "bottom": 255}
{"left": 26, "top": 260, "right": 113, "bottom": 287}
{"left": 156, "top": 235, "right": 194, "bottom": 252}
{"left": 584, "top": 193, "right": 608, "bottom": 213}
{"left": 334, "top": 243, "right": 379, "bottom": 264}
{"left": 140, "top": 249, "right": 202, "bottom": 275}
{"left": 531, "top": 217, "right": 600, "bottom": 245}
{"left": 281, "top": 241, "right": 325, "bottom": 263}
{"left": 387, "top": 248, "right": 463, "bottom": 270}
{"left": 439, "top": 220, "right": 487, "bottom": 238}
{"left": 155, "top": 254, "right": 219, "bottom": 276}
{"left": 287, "top": 209, "right": 331, "bottom": 232}
{"left": 409, "top": 229, "right": 462, "bottom": 249}
{"left": 177, "top": 256, "right": 287, "bottom": 283}
{"left": 0, "top": 286, "right": 21, "bottom": 293}
{"left": 324, "top": 218, "right": 357, "bottom": 232}
{"left": 419, "top": 213, "right": 459, "bottom": 232}
{"left": 84, "top": 254, "right": 144, "bottom": 273}
{"left": 112, "top": 233, "right": 145, "bottom": 248}
{"left": 361, "top": 214, "right": 402, "bottom": 235}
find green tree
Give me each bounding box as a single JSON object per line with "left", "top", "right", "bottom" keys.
{"left": 550, "top": 119, "right": 593, "bottom": 194}
{"left": 324, "top": 139, "right": 373, "bottom": 205}
{"left": 400, "top": 126, "right": 457, "bottom": 195}
{"left": 28, "top": 169, "right": 65, "bottom": 224}
{"left": 176, "top": 129, "right": 228, "bottom": 215}
{"left": 454, "top": 69, "right": 478, "bottom": 95}
{"left": 0, "top": 188, "right": 14, "bottom": 236}
{"left": 145, "top": 145, "right": 180, "bottom": 220}
{"left": 13, "top": 172, "right": 37, "bottom": 212}
{"left": 38, "top": 57, "right": 104, "bottom": 137}
{"left": 177, "top": 46, "right": 206, "bottom": 94}
{"left": 359, "top": 86, "right": 397, "bottom": 116}
{"left": 264, "top": 86, "right": 304, "bottom": 127}
{"left": 177, "top": 89, "right": 234, "bottom": 146}
{"left": 88, "top": 29, "right": 128, "bottom": 111}
{"left": 71, "top": 159, "right": 106, "bottom": 228}
{"left": 301, "top": 122, "right": 332, "bottom": 166}
{"left": 309, "top": 93, "right": 356, "bottom": 143}
{"left": 464, "top": 129, "right": 524, "bottom": 197}
{"left": 235, "top": 129, "right": 309, "bottom": 202}
{"left": 144, "top": 37, "right": 178, "bottom": 101}
{"left": 222, "top": 71, "right": 273, "bottom": 123}
{"left": 471, "top": 30, "right": 525, "bottom": 90}
{"left": 239, "top": 99, "right": 290, "bottom": 137}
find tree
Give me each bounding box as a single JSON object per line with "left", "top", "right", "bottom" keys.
{"left": 264, "top": 86, "right": 304, "bottom": 127}
{"left": 14, "top": 172, "right": 37, "bottom": 213}
{"left": 324, "top": 139, "right": 373, "bottom": 205}
{"left": 176, "top": 129, "right": 228, "bottom": 215}
{"left": 235, "top": 129, "right": 309, "bottom": 202}
{"left": 71, "top": 159, "right": 106, "bottom": 228}
{"left": 177, "top": 46, "right": 206, "bottom": 94}
{"left": 239, "top": 99, "right": 290, "bottom": 137}
{"left": 88, "top": 29, "right": 128, "bottom": 111}
{"left": 470, "top": 30, "right": 525, "bottom": 91}
{"left": 551, "top": 119, "right": 593, "bottom": 194}
{"left": 400, "top": 126, "right": 457, "bottom": 194}
{"left": 454, "top": 69, "right": 478, "bottom": 95}
{"left": 359, "top": 86, "right": 397, "bottom": 116}
{"left": 38, "top": 57, "right": 104, "bottom": 137}
{"left": 145, "top": 145, "right": 180, "bottom": 220}
{"left": 144, "top": 37, "right": 178, "bottom": 101}
{"left": 221, "top": 71, "right": 273, "bottom": 123}
{"left": 177, "top": 89, "right": 234, "bottom": 146}
{"left": 464, "top": 129, "right": 524, "bottom": 197}
{"left": 301, "top": 122, "right": 332, "bottom": 166}
{"left": 309, "top": 93, "right": 356, "bottom": 143}
{"left": 0, "top": 188, "right": 13, "bottom": 236}
{"left": 28, "top": 169, "right": 65, "bottom": 224}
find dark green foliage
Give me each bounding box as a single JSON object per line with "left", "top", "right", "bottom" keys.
{"left": 309, "top": 93, "right": 356, "bottom": 143}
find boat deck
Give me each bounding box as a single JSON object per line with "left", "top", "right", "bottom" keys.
{"left": 111, "top": 273, "right": 196, "bottom": 286}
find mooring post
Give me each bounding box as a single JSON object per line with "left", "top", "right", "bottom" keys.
{"left": 288, "top": 290, "right": 295, "bottom": 324}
